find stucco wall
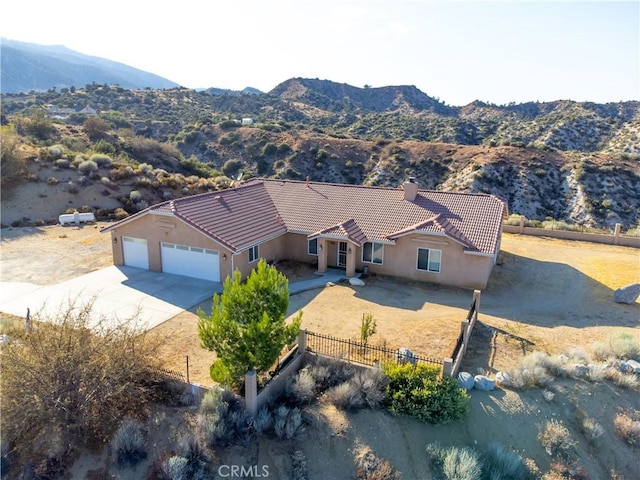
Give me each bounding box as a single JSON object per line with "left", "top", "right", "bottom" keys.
{"left": 109, "top": 213, "right": 235, "bottom": 280}
{"left": 109, "top": 217, "right": 495, "bottom": 289}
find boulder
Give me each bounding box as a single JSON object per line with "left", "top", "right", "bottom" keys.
{"left": 397, "top": 347, "right": 417, "bottom": 365}
{"left": 473, "top": 375, "right": 495, "bottom": 391}
{"left": 349, "top": 277, "right": 365, "bottom": 286}
{"left": 571, "top": 364, "right": 589, "bottom": 378}
{"left": 457, "top": 372, "right": 475, "bottom": 390}
{"left": 614, "top": 283, "right": 640, "bottom": 304}
{"left": 621, "top": 359, "right": 640, "bottom": 374}
{"left": 495, "top": 371, "right": 511, "bottom": 387}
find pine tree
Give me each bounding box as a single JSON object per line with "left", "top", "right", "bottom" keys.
{"left": 198, "top": 259, "right": 302, "bottom": 386}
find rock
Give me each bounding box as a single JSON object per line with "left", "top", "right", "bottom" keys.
{"left": 571, "top": 364, "right": 589, "bottom": 378}
{"left": 473, "top": 375, "right": 495, "bottom": 391}
{"left": 349, "top": 277, "right": 365, "bottom": 286}
{"left": 614, "top": 283, "right": 640, "bottom": 304}
{"left": 0, "top": 334, "right": 9, "bottom": 346}
{"left": 495, "top": 371, "right": 511, "bottom": 386}
{"left": 397, "top": 347, "right": 417, "bottom": 365}
{"left": 623, "top": 359, "right": 640, "bottom": 374}
{"left": 458, "top": 372, "right": 475, "bottom": 390}
{"left": 543, "top": 390, "right": 555, "bottom": 401}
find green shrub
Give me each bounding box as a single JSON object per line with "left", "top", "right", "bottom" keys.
{"left": 93, "top": 139, "right": 116, "bottom": 155}
{"left": 382, "top": 363, "right": 468, "bottom": 424}
{"left": 90, "top": 153, "right": 112, "bottom": 168}
{"left": 78, "top": 160, "right": 98, "bottom": 173}
{"left": 53, "top": 158, "right": 70, "bottom": 169}
{"left": 273, "top": 405, "right": 304, "bottom": 440}
{"left": 286, "top": 369, "right": 317, "bottom": 406}
{"left": 222, "top": 159, "right": 242, "bottom": 177}
{"left": 46, "top": 145, "right": 64, "bottom": 160}
{"left": 262, "top": 142, "right": 278, "bottom": 156}
{"left": 114, "top": 208, "right": 129, "bottom": 220}
{"left": 614, "top": 409, "right": 640, "bottom": 446}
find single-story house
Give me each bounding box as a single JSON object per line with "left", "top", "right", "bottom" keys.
{"left": 102, "top": 178, "right": 508, "bottom": 289}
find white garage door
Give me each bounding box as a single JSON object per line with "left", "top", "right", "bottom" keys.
{"left": 161, "top": 242, "right": 220, "bottom": 282}
{"left": 122, "top": 236, "right": 149, "bottom": 269}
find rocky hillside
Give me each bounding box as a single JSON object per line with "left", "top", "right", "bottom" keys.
{"left": 1, "top": 83, "right": 639, "bottom": 230}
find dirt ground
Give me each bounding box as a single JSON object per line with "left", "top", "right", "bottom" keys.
{"left": 1, "top": 223, "right": 639, "bottom": 479}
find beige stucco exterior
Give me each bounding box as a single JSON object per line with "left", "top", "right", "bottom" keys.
{"left": 107, "top": 212, "right": 499, "bottom": 290}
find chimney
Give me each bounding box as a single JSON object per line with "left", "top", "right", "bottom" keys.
{"left": 403, "top": 177, "right": 418, "bottom": 201}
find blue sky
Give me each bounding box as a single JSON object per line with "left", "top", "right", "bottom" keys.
{"left": 2, "top": 0, "right": 638, "bottom": 105}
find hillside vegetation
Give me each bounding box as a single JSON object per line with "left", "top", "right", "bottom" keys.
{"left": 1, "top": 80, "right": 639, "bottom": 229}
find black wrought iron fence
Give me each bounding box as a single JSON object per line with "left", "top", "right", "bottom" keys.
{"left": 305, "top": 331, "right": 442, "bottom": 368}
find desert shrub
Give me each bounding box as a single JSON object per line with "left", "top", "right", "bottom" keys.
{"left": 506, "top": 366, "right": 553, "bottom": 389}
{"left": 383, "top": 363, "right": 468, "bottom": 424}
{"left": 590, "top": 331, "right": 639, "bottom": 361}
{"left": 613, "top": 409, "right": 640, "bottom": 446}
{"left": 483, "top": 443, "right": 533, "bottom": 480}
{"left": 54, "top": 158, "right": 71, "bottom": 169}
{"left": 254, "top": 406, "right": 273, "bottom": 435}
{"left": 521, "top": 352, "right": 567, "bottom": 378}
{"left": 47, "top": 176, "right": 59, "bottom": 185}
{"left": 273, "top": 405, "right": 304, "bottom": 440}
{"left": 78, "top": 159, "right": 98, "bottom": 173}
{"left": 46, "top": 144, "right": 64, "bottom": 160}
{"left": 90, "top": 153, "right": 112, "bottom": 168}
{"left": 222, "top": 158, "right": 242, "bottom": 177}
{"left": 196, "top": 388, "right": 249, "bottom": 447}
{"left": 162, "top": 455, "right": 189, "bottom": 480}
{"left": 328, "top": 368, "right": 387, "bottom": 410}
{"left": 286, "top": 369, "right": 317, "bottom": 406}
{"left": 66, "top": 181, "right": 79, "bottom": 194}
{"left": 112, "top": 417, "right": 147, "bottom": 467}
{"left": 176, "top": 432, "right": 209, "bottom": 477}
{"left": 129, "top": 190, "right": 142, "bottom": 201}
{"left": 581, "top": 417, "right": 604, "bottom": 443}
{"left": 93, "top": 138, "right": 115, "bottom": 155}
{"left": 612, "top": 371, "right": 640, "bottom": 389}
{"left": 538, "top": 420, "right": 576, "bottom": 458}
{"left": 426, "top": 443, "right": 482, "bottom": 480}
{"left": 137, "top": 162, "right": 154, "bottom": 174}
{"left": 355, "top": 447, "right": 399, "bottom": 480}
{"left": 113, "top": 208, "right": 129, "bottom": 220}
{"left": 307, "top": 356, "right": 355, "bottom": 390}
{"left": 562, "top": 348, "right": 590, "bottom": 364}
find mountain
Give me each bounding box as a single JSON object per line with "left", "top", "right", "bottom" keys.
{"left": 0, "top": 38, "right": 180, "bottom": 93}
{"left": 201, "top": 87, "right": 262, "bottom": 96}
{"left": 270, "top": 77, "right": 454, "bottom": 114}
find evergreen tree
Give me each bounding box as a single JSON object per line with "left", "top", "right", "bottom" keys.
{"left": 198, "top": 259, "right": 302, "bottom": 386}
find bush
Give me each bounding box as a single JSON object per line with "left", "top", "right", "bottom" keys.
{"left": 113, "top": 208, "right": 129, "bottom": 220}
{"left": 162, "top": 455, "right": 189, "bottom": 480}
{"left": 254, "top": 406, "right": 273, "bottom": 435}
{"left": 93, "top": 139, "right": 115, "bottom": 155}
{"left": 427, "top": 443, "right": 481, "bottom": 480}
{"left": 112, "top": 418, "right": 147, "bottom": 467}
{"left": 355, "top": 448, "right": 399, "bottom": 480}
{"left": 273, "top": 405, "right": 304, "bottom": 440}
{"left": 483, "top": 443, "right": 533, "bottom": 480}
{"left": 581, "top": 418, "right": 604, "bottom": 443}
{"left": 383, "top": 363, "right": 468, "bottom": 424}
{"left": 196, "top": 388, "right": 249, "bottom": 447}
{"left": 538, "top": 420, "right": 576, "bottom": 458}
{"left": 222, "top": 158, "right": 242, "bottom": 178}
{"left": 328, "top": 368, "right": 387, "bottom": 410}
{"left": 591, "top": 331, "right": 639, "bottom": 361}
{"left": 286, "top": 369, "right": 317, "bottom": 406}
{"left": 54, "top": 158, "right": 71, "bottom": 169}
{"left": 78, "top": 159, "right": 98, "bottom": 173}
{"left": 89, "top": 153, "right": 112, "bottom": 168}
{"left": 613, "top": 409, "right": 640, "bottom": 446}
{"left": 46, "top": 145, "right": 64, "bottom": 160}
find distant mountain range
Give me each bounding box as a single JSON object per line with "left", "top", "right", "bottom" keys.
{"left": 0, "top": 38, "right": 180, "bottom": 93}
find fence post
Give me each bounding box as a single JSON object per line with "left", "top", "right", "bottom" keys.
{"left": 613, "top": 223, "right": 621, "bottom": 245}
{"left": 472, "top": 290, "right": 481, "bottom": 324}
{"left": 245, "top": 371, "right": 258, "bottom": 418}
{"left": 519, "top": 215, "right": 526, "bottom": 234}
{"left": 443, "top": 358, "right": 453, "bottom": 377}
{"left": 298, "top": 329, "right": 307, "bottom": 354}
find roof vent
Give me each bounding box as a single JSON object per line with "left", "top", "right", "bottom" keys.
{"left": 403, "top": 178, "right": 419, "bottom": 201}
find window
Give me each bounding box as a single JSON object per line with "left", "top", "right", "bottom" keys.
{"left": 308, "top": 238, "right": 318, "bottom": 256}
{"left": 248, "top": 245, "right": 259, "bottom": 263}
{"left": 362, "top": 242, "right": 384, "bottom": 264}
{"left": 417, "top": 248, "right": 441, "bottom": 272}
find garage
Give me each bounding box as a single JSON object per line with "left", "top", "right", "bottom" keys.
{"left": 122, "top": 236, "right": 149, "bottom": 269}
{"left": 161, "top": 242, "right": 220, "bottom": 282}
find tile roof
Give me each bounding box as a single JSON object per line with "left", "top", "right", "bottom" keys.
{"left": 105, "top": 178, "right": 506, "bottom": 254}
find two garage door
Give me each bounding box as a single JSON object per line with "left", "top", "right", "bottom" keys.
{"left": 122, "top": 237, "right": 220, "bottom": 282}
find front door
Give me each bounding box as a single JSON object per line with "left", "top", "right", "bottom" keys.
{"left": 337, "top": 241, "right": 348, "bottom": 267}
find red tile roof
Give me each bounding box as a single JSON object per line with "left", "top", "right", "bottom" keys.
{"left": 104, "top": 178, "right": 507, "bottom": 254}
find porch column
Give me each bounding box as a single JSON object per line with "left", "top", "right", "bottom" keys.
{"left": 317, "top": 238, "right": 327, "bottom": 273}
{"left": 346, "top": 243, "right": 356, "bottom": 277}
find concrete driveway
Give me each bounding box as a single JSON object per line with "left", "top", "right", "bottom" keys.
{"left": 0, "top": 266, "right": 221, "bottom": 330}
